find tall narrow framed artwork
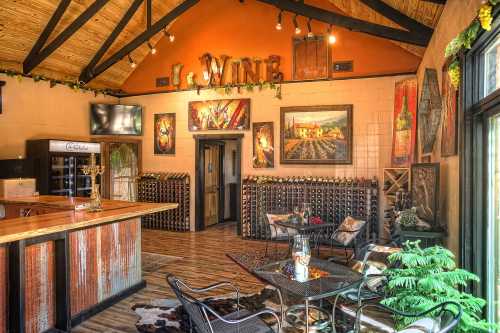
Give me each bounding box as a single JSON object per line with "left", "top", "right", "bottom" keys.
{"left": 188, "top": 98, "right": 250, "bottom": 131}
{"left": 411, "top": 163, "right": 440, "bottom": 228}
{"left": 280, "top": 105, "right": 353, "bottom": 165}
{"left": 391, "top": 78, "right": 418, "bottom": 167}
{"left": 441, "top": 62, "right": 459, "bottom": 157}
{"left": 253, "top": 122, "right": 274, "bottom": 168}
{"left": 418, "top": 68, "right": 442, "bottom": 156}
{"left": 154, "top": 113, "right": 176, "bottom": 155}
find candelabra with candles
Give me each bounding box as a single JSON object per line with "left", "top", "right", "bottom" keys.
{"left": 82, "top": 153, "right": 104, "bottom": 211}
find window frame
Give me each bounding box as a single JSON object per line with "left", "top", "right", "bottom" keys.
{"left": 461, "top": 8, "right": 500, "bottom": 299}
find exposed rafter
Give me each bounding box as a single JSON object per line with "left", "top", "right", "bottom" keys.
{"left": 79, "top": 0, "right": 143, "bottom": 83}
{"left": 146, "top": 0, "right": 152, "bottom": 29}
{"left": 255, "top": 0, "right": 432, "bottom": 46}
{"left": 81, "top": 0, "right": 200, "bottom": 84}
{"left": 23, "top": 0, "right": 110, "bottom": 75}
{"left": 23, "top": 0, "right": 71, "bottom": 69}
{"left": 359, "top": 0, "right": 433, "bottom": 35}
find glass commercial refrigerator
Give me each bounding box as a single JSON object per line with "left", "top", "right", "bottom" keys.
{"left": 26, "top": 139, "right": 101, "bottom": 197}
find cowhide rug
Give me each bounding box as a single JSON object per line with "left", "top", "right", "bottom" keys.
{"left": 133, "top": 287, "right": 335, "bottom": 333}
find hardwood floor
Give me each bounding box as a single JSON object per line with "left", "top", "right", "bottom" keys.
{"left": 73, "top": 223, "right": 275, "bottom": 332}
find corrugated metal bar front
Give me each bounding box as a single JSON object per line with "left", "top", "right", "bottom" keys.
{"left": 24, "top": 241, "right": 55, "bottom": 333}
{"left": 69, "top": 218, "right": 142, "bottom": 318}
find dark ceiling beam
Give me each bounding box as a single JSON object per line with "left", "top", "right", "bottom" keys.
{"left": 24, "top": 0, "right": 71, "bottom": 69}
{"left": 23, "top": 0, "right": 110, "bottom": 74}
{"left": 359, "top": 0, "right": 433, "bottom": 38}
{"left": 147, "top": 0, "right": 152, "bottom": 29}
{"left": 83, "top": 0, "right": 200, "bottom": 84}
{"left": 256, "top": 0, "right": 431, "bottom": 46}
{"left": 79, "top": 0, "right": 143, "bottom": 83}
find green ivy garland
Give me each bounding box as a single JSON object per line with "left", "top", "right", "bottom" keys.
{"left": 445, "top": 1, "right": 499, "bottom": 89}
{"left": 0, "top": 69, "right": 119, "bottom": 97}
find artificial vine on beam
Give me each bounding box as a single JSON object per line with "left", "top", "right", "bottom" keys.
{"left": 445, "top": 0, "right": 499, "bottom": 89}
{"left": 199, "top": 80, "right": 282, "bottom": 99}
{"left": 0, "top": 69, "right": 120, "bottom": 97}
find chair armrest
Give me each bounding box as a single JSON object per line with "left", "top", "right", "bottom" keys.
{"left": 200, "top": 303, "right": 281, "bottom": 332}
{"left": 354, "top": 302, "right": 462, "bottom": 333}
{"left": 175, "top": 280, "right": 241, "bottom": 309}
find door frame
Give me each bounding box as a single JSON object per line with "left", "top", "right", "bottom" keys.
{"left": 194, "top": 134, "right": 243, "bottom": 233}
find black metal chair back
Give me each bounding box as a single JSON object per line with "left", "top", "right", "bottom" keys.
{"left": 167, "top": 275, "right": 214, "bottom": 333}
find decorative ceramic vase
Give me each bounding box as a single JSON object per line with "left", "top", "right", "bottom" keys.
{"left": 292, "top": 235, "right": 311, "bottom": 282}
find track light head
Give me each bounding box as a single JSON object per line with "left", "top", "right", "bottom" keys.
{"left": 293, "top": 14, "right": 301, "bottom": 35}
{"left": 307, "top": 18, "right": 313, "bottom": 37}
{"left": 276, "top": 10, "right": 283, "bottom": 30}
{"left": 147, "top": 41, "right": 157, "bottom": 55}
{"left": 128, "top": 54, "right": 137, "bottom": 68}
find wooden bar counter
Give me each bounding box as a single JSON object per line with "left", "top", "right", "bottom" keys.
{"left": 0, "top": 195, "right": 178, "bottom": 333}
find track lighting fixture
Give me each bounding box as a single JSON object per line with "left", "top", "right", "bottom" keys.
{"left": 328, "top": 24, "right": 336, "bottom": 44}
{"left": 307, "top": 18, "right": 313, "bottom": 38}
{"left": 128, "top": 54, "right": 137, "bottom": 68}
{"left": 163, "top": 28, "right": 175, "bottom": 42}
{"left": 293, "top": 14, "right": 301, "bottom": 35}
{"left": 147, "top": 41, "right": 157, "bottom": 55}
{"left": 276, "top": 10, "right": 283, "bottom": 30}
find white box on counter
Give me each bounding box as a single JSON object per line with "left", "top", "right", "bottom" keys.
{"left": 0, "top": 178, "right": 36, "bottom": 197}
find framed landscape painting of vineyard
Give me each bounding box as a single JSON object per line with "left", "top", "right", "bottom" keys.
{"left": 280, "top": 105, "right": 353, "bottom": 164}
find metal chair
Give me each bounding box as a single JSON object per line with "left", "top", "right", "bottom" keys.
{"left": 351, "top": 301, "right": 462, "bottom": 333}
{"left": 324, "top": 218, "right": 369, "bottom": 264}
{"left": 330, "top": 243, "right": 400, "bottom": 332}
{"left": 166, "top": 274, "right": 283, "bottom": 333}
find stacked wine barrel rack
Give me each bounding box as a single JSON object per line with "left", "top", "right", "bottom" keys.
{"left": 137, "top": 173, "right": 190, "bottom": 231}
{"left": 241, "top": 175, "right": 379, "bottom": 241}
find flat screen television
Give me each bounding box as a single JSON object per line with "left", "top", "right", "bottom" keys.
{"left": 90, "top": 104, "right": 142, "bottom": 135}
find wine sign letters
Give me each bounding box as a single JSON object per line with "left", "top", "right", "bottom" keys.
{"left": 174, "top": 54, "right": 283, "bottom": 90}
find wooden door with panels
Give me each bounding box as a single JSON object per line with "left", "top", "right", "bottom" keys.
{"left": 204, "top": 144, "right": 221, "bottom": 227}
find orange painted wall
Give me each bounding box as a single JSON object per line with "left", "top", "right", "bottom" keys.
{"left": 121, "top": 0, "right": 420, "bottom": 94}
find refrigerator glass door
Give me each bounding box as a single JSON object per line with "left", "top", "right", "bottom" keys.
{"left": 50, "top": 155, "right": 75, "bottom": 196}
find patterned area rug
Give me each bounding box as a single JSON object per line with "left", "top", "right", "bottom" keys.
{"left": 133, "top": 287, "right": 335, "bottom": 333}
{"left": 142, "top": 252, "right": 182, "bottom": 274}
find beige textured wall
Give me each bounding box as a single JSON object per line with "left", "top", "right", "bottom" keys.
{"left": 0, "top": 76, "right": 116, "bottom": 159}
{"left": 417, "top": 0, "right": 482, "bottom": 256}
{"left": 123, "top": 75, "right": 413, "bottom": 230}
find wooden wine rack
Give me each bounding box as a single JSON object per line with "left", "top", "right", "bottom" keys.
{"left": 137, "top": 173, "right": 190, "bottom": 231}
{"left": 241, "top": 175, "right": 379, "bottom": 241}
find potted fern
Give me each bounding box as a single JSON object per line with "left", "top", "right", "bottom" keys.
{"left": 382, "top": 241, "right": 495, "bottom": 332}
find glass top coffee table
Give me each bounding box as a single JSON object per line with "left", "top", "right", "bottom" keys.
{"left": 274, "top": 221, "right": 336, "bottom": 255}
{"left": 254, "top": 257, "right": 362, "bottom": 332}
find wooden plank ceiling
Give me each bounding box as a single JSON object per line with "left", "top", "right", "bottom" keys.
{"left": 0, "top": 0, "right": 444, "bottom": 90}
{"left": 0, "top": 0, "right": 182, "bottom": 89}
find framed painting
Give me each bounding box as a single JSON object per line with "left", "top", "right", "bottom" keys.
{"left": 411, "top": 163, "right": 440, "bottom": 227}
{"left": 188, "top": 98, "right": 250, "bottom": 131}
{"left": 293, "top": 35, "right": 331, "bottom": 80}
{"left": 418, "top": 68, "right": 442, "bottom": 156}
{"left": 253, "top": 122, "right": 274, "bottom": 168}
{"left": 441, "top": 62, "right": 459, "bottom": 157}
{"left": 391, "top": 78, "right": 418, "bottom": 167}
{"left": 280, "top": 105, "right": 353, "bottom": 165}
{"left": 154, "top": 113, "right": 175, "bottom": 154}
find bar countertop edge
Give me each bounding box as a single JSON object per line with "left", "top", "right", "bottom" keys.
{"left": 0, "top": 196, "right": 178, "bottom": 244}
